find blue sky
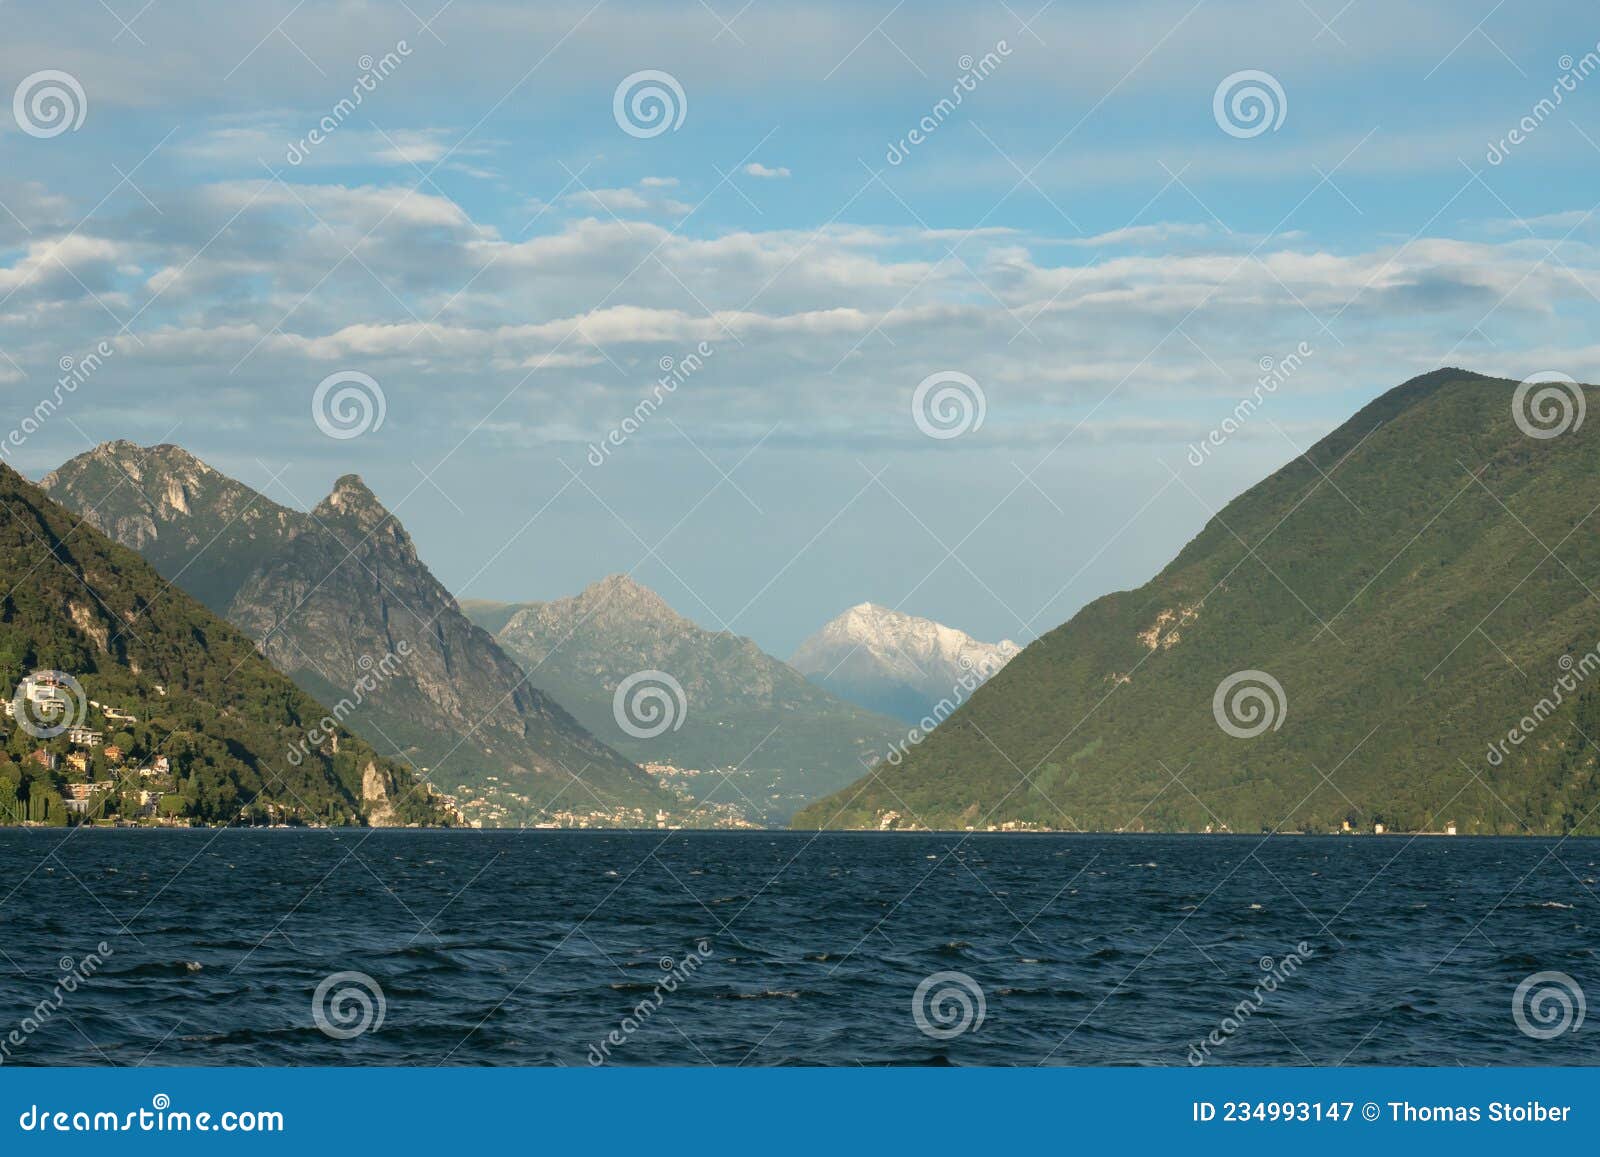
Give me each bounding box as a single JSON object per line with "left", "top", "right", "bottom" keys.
{"left": 2, "top": 0, "right": 1598, "bottom": 655}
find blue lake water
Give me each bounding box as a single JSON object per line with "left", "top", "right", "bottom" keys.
{"left": 0, "top": 829, "right": 1595, "bottom": 1066}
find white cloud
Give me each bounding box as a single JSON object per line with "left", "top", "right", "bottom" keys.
{"left": 3, "top": 173, "right": 1598, "bottom": 464}
{"left": 744, "top": 163, "right": 791, "bottom": 179}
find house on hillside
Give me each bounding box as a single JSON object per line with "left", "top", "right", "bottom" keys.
{"left": 6, "top": 674, "right": 71, "bottom": 719}
{"left": 63, "top": 781, "right": 112, "bottom": 816}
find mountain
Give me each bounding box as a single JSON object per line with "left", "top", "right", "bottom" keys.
{"left": 789, "top": 602, "right": 1019, "bottom": 723}
{"left": 795, "top": 369, "right": 1600, "bottom": 836}
{"left": 0, "top": 462, "right": 451, "bottom": 826}
{"left": 480, "top": 575, "right": 907, "bottom": 823}
{"left": 42, "top": 443, "right": 671, "bottom": 826}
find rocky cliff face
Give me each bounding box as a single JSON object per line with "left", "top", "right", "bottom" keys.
{"left": 790, "top": 602, "right": 1019, "bottom": 723}
{"left": 43, "top": 445, "right": 666, "bottom": 823}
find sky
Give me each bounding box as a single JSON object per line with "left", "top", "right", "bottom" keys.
{"left": 1, "top": 0, "right": 1597, "bottom": 657}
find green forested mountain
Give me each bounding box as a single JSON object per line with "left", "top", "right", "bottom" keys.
{"left": 0, "top": 463, "right": 451, "bottom": 826}
{"left": 796, "top": 369, "right": 1600, "bottom": 835}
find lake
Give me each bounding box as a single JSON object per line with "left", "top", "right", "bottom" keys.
{"left": 0, "top": 829, "right": 1594, "bottom": 1065}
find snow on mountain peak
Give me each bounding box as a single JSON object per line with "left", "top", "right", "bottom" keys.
{"left": 789, "top": 602, "right": 1020, "bottom": 722}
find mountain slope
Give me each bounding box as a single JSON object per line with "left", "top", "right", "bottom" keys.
{"left": 490, "top": 575, "right": 907, "bottom": 823}
{"left": 43, "top": 444, "right": 669, "bottom": 826}
{"left": 0, "top": 462, "right": 450, "bottom": 826}
{"left": 790, "top": 602, "right": 1019, "bottom": 723}
{"left": 796, "top": 369, "right": 1600, "bottom": 835}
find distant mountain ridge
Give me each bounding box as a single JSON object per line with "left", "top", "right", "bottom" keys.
{"left": 42, "top": 443, "right": 669, "bottom": 825}
{"left": 790, "top": 602, "right": 1019, "bottom": 723}
{"left": 470, "top": 575, "right": 907, "bottom": 823}
{"left": 795, "top": 368, "right": 1600, "bottom": 835}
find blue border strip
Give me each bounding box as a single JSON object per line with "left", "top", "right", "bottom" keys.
{"left": 1, "top": 1067, "right": 1593, "bottom": 1152}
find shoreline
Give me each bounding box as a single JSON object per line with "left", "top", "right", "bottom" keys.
{"left": 4, "top": 825, "right": 1592, "bottom": 838}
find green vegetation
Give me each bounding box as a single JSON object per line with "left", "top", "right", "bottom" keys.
{"left": 796, "top": 369, "right": 1600, "bottom": 836}
{"left": 0, "top": 464, "right": 452, "bottom": 827}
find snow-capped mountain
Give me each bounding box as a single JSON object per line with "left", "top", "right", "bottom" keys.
{"left": 789, "top": 603, "right": 1020, "bottom": 723}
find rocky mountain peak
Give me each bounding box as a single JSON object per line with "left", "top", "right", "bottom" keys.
{"left": 580, "top": 573, "right": 678, "bottom": 616}
{"left": 313, "top": 474, "right": 407, "bottom": 544}
{"left": 44, "top": 440, "right": 214, "bottom": 494}
{"left": 318, "top": 473, "right": 384, "bottom": 514}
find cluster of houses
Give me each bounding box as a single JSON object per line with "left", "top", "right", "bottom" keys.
{"left": 4, "top": 674, "right": 174, "bottom": 821}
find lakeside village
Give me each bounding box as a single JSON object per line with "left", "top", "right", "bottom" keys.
{"left": 2, "top": 671, "right": 761, "bottom": 830}
{"left": 0, "top": 673, "right": 184, "bottom": 826}
{"left": 449, "top": 760, "right": 760, "bottom": 829}
{"left": 868, "top": 809, "right": 1462, "bottom": 835}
